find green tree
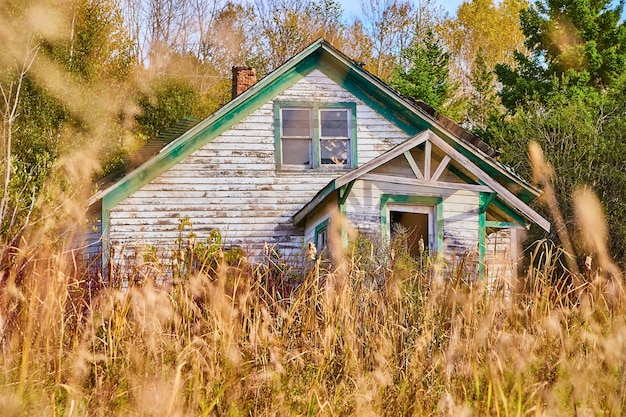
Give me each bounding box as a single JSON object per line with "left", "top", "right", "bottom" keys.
{"left": 487, "top": 89, "right": 626, "bottom": 265}
{"left": 390, "top": 31, "right": 458, "bottom": 116}
{"left": 495, "top": 0, "right": 626, "bottom": 110}
{"left": 48, "top": 0, "right": 134, "bottom": 82}
{"left": 483, "top": 0, "right": 626, "bottom": 266}
{"left": 466, "top": 51, "right": 500, "bottom": 131}
{"left": 0, "top": 0, "right": 138, "bottom": 252}
{"left": 135, "top": 77, "right": 201, "bottom": 139}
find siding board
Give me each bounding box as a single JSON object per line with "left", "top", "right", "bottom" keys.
{"left": 108, "top": 70, "right": 409, "bottom": 259}
{"left": 341, "top": 179, "right": 480, "bottom": 258}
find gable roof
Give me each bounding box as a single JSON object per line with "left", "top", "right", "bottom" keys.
{"left": 293, "top": 130, "right": 550, "bottom": 232}
{"left": 90, "top": 38, "right": 542, "bottom": 216}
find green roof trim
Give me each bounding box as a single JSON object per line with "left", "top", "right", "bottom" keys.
{"left": 316, "top": 44, "right": 540, "bottom": 203}
{"left": 319, "top": 58, "right": 426, "bottom": 136}
{"left": 293, "top": 180, "right": 337, "bottom": 226}
{"left": 97, "top": 43, "right": 323, "bottom": 210}
{"left": 93, "top": 38, "right": 544, "bottom": 233}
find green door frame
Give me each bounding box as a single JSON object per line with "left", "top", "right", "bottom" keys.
{"left": 380, "top": 194, "right": 443, "bottom": 256}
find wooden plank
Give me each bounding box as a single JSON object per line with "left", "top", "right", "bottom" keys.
{"left": 116, "top": 196, "right": 315, "bottom": 206}
{"left": 428, "top": 132, "right": 550, "bottom": 231}
{"left": 174, "top": 163, "right": 278, "bottom": 171}
{"left": 132, "top": 185, "right": 325, "bottom": 194}
{"left": 112, "top": 206, "right": 306, "bottom": 217}
{"left": 193, "top": 143, "right": 273, "bottom": 152}
{"left": 109, "top": 217, "right": 295, "bottom": 228}
{"left": 431, "top": 155, "right": 451, "bottom": 182}
{"left": 403, "top": 151, "right": 424, "bottom": 179}
{"left": 424, "top": 140, "right": 431, "bottom": 180}
{"left": 360, "top": 173, "right": 492, "bottom": 193}
{"left": 118, "top": 192, "right": 317, "bottom": 202}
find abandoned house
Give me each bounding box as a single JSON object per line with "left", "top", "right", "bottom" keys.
{"left": 84, "top": 39, "right": 550, "bottom": 280}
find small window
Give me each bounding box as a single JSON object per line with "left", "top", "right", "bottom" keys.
{"left": 314, "top": 219, "right": 330, "bottom": 257}
{"left": 317, "top": 227, "right": 328, "bottom": 253}
{"left": 276, "top": 102, "right": 355, "bottom": 170}
{"left": 320, "top": 109, "right": 349, "bottom": 165}
{"left": 281, "top": 108, "right": 312, "bottom": 166}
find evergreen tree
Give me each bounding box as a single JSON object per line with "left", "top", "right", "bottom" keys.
{"left": 390, "top": 31, "right": 456, "bottom": 115}
{"left": 495, "top": 0, "right": 626, "bottom": 110}
{"left": 488, "top": 89, "right": 626, "bottom": 265}
{"left": 135, "top": 78, "right": 200, "bottom": 140}
{"left": 466, "top": 51, "right": 500, "bottom": 132}
{"left": 484, "top": 0, "right": 626, "bottom": 265}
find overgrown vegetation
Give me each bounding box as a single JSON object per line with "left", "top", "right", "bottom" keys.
{"left": 0, "top": 0, "right": 626, "bottom": 414}
{"left": 0, "top": 204, "right": 624, "bottom": 416}
{"left": 3, "top": 0, "right": 626, "bottom": 263}
{"left": 1, "top": 145, "right": 625, "bottom": 415}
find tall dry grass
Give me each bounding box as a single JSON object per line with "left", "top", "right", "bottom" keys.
{"left": 0, "top": 141, "right": 622, "bottom": 416}
{"left": 0, "top": 217, "right": 624, "bottom": 416}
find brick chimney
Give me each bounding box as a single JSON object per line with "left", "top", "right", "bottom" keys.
{"left": 232, "top": 66, "right": 257, "bottom": 99}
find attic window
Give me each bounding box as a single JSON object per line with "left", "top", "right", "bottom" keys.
{"left": 275, "top": 101, "right": 357, "bottom": 170}
{"left": 314, "top": 218, "right": 330, "bottom": 257}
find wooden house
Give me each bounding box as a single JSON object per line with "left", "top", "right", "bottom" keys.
{"left": 86, "top": 39, "right": 549, "bottom": 279}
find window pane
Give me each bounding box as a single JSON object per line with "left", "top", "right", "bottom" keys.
{"left": 282, "top": 138, "right": 311, "bottom": 165}
{"left": 320, "top": 109, "right": 349, "bottom": 137}
{"left": 321, "top": 139, "right": 348, "bottom": 165}
{"left": 282, "top": 109, "right": 311, "bottom": 137}
{"left": 317, "top": 228, "right": 328, "bottom": 251}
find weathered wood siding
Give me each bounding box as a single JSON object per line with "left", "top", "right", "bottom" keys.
{"left": 343, "top": 180, "right": 481, "bottom": 255}
{"left": 108, "top": 70, "right": 409, "bottom": 259}
{"left": 304, "top": 151, "right": 483, "bottom": 258}
{"left": 303, "top": 194, "right": 338, "bottom": 244}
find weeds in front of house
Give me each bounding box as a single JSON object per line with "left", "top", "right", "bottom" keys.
{"left": 0, "top": 223, "right": 624, "bottom": 416}
{"left": 1, "top": 148, "right": 625, "bottom": 415}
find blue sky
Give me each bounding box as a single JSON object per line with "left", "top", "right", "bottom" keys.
{"left": 337, "top": 0, "right": 464, "bottom": 20}
{"left": 338, "top": 1, "right": 625, "bottom": 20}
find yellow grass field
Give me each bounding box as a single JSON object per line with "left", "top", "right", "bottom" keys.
{"left": 0, "top": 228, "right": 623, "bottom": 416}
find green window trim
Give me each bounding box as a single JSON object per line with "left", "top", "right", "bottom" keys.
{"left": 274, "top": 101, "right": 358, "bottom": 170}
{"left": 380, "top": 194, "right": 443, "bottom": 255}
{"left": 314, "top": 218, "right": 330, "bottom": 255}
{"left": 479, "top": 192, "right": 527, "bottom": 280}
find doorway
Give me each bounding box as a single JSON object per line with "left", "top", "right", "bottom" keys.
{"left": 387, "top": 204, "right": 435, "bottom": 257}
